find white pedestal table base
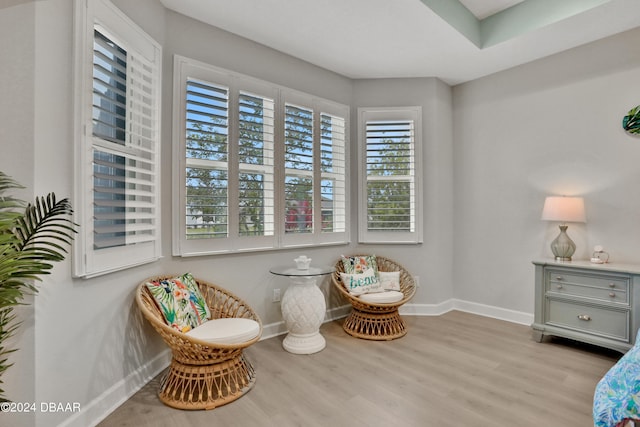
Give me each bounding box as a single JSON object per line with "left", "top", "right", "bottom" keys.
{"left": 280, "top": 276, "right": 326, "bottom": 354}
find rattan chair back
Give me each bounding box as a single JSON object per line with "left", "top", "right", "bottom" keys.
{"left": 136, "top": 275, "right": 262, "bottom": 410}
{"left": 332, "top": 256, "right": 416, "bottom": 340}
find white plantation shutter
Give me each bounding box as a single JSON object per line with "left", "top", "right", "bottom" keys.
{"left": 92, "top": 29, "right": 126, "bottom": 143}
{"left": 184, "top": 79, "right": 230, "bottom": 240}
{"left": 358, "top": 107, "right": 422, "bottom": 244}
{"left": 281, "top": 94, "right": 349, "bottom": 248}
{"left": 365, "top": 120, "right": 415, "bottom": 232}
{"left": 92, "top": 148, "right": 156, "bottom": 249}
{"left": 284, "top": 103, "right": 314, "bottom": 234}
{"left": 173, "top": 57, "right": 349, "bottom": 256}
{"left": 92, "top": 35, "right": 158, "bottom": 249}
{"left": 74, "top": 0, "right": 162, "bottom": 277}
{"left": 320, "top": 113, "right": 346, "bottom": 233}
{"left": 238, "top": 91, "right": 275, "bottom": 237}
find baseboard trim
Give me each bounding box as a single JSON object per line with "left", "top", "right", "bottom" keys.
{"left": 450, "top": 299, "right": 533, "bottom": 326}
{"left": 399, "top": 299, "right": 533, "bottom": 326}
{"left": 59, "top": 349, "right": 171, "bottom": 427}
{"left": 72, "top": 299, "right": 532, "bottom": 427}
{"left": 400, "top": 299, "right": 454, "bottom": 316}
{"left": 261, "top": 299, "right": 532, "bottom": 339}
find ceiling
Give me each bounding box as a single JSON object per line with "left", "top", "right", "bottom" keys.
{"left": 458, "top": 0, "right": 524, "bottom": 20}
{"left": 159, "top": 0, "right": 640, "bottom": 85}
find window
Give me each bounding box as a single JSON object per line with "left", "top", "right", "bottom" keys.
{"left": 238, "top": 92, "right": 275, "bottom": 237}
{"left": 173, "top": 57, "right": 348, "bottom": 256}
{"left": 184, "top": 80, "right": 232, "bottom": 240}
{"left": 358, "top": 107, "right": 422, "bottom": 244}
{"left": 284, "top": 103, "right": 314, "bottom": 235}
{"left": 73, "top": 0, "right": 162, "bottom": 277}
{"left": 320, "top": 113, "right": 347, "bottom": 233}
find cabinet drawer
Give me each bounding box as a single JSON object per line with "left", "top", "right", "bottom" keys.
{"left": 546, "top": 282, "right": 628, "bottom": 305}
{"left": 546, "top": 270, "right": 629, "bottom": 304}
{"left": 546, "top": 299, "right": 629, "bottom": 342}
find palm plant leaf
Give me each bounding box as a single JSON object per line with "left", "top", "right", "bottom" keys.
{"left": 0, "top": 171, "right": 76, "bottom": 402}
{"left": 7, "top": 194, "right": 75, "bottom": 281}
{"left": 0, "top": 172, "right": 24, "bottom": 194}
{"left": 623, "top": 105, "right": 640, "bottom": 134}
{"left": 0, "top": 173, "right": 24, "bottom": 236}
{"left": 0, "top": 307, "right": 18, "bottom": 403}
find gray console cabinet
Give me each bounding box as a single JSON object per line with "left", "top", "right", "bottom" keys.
{"left": 532, "top": 260, "right": 640, "bottom": 353}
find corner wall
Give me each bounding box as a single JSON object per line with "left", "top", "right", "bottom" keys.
{"left": 3, "top": 2, "right": 359, "bottom": 426}
{"left": 8, "top": 1, "right": 640, "bottom": 426}
{"left": 352, "top": 78, "right": 455, "bottom": 306}
{"left": 0, "top": 2, "right": 36, "bottom": 427}
{"left": 452, "top": 26, "right": 640, "bottom": 314}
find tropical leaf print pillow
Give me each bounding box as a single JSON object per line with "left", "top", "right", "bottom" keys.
{"left": 177, "top": 273, "right": 211, "bottom": 321}
{"left": 145, "top": 273, "right": 211, "bottom": 333}
{"left": 341, "top": 255, "right": 378, "bottom": 275}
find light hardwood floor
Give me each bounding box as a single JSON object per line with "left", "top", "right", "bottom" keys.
{"left": 98, "top": 311, "right": 620, "bottom": 427}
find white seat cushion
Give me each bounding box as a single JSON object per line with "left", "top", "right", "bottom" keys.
{"left": 357, "top": 290, "right": 404, "bottom": 304}
{"left": 185, "top": 318, "right": 260, "bottom": 344}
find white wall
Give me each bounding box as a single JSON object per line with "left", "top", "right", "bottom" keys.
{"left": 28, "top": 2, "right": 171, "bottom": 426}
{"left": 352, "top": 78, "right": 455, "bottom": 305}
{"left": 0, "top": 3, "right": 36, "bottom": 427}
{"left": 452, "top": 26, "right": 640, "bottom": 314}
{"left": 158, "top": 7, "right": 355, "bottom": 327}
{"left": 2, "top": 0, "right": 639, "bottom": 426}
{"left": 1, "top": 1, "right": 367, "bottom": 426}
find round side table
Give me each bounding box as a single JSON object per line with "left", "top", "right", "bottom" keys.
{"left": 269, "top": 265, "right": 334, "bottom": 354}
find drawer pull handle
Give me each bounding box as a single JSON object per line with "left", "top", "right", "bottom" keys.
{"left": 609, "top": 283, "right": 616, "bottom": 288}
{"left": 556, "top": 284, "right": 563, "bottom": 289}
{"left": 577, "top": 314, "right": 592, "bottom": 321}
{"left": 609, "top": 292, "right": 616, "bottom": 298}
{"left": 556, "top": 276, "right": 564, "bottom": 281}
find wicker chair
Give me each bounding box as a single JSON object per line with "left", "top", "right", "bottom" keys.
{"left": 136, "top": 275, "right": 262, "bottom": 410}
{"left": 332, "top": 256, "right": 416, "bottom": 340}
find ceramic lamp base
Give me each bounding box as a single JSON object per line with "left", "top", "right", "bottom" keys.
{"left": 550, "top": 225, "right": 576, "bottom": 261}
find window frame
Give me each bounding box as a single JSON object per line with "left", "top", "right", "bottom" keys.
{"left": 172, "top": 56, "right": 349, "bottom": 257}
{"left": 73, "top": 0, "right": 162, "bottom": 278}
{"left": 279, "top": 89, "right": 349, "bottom": 249}
{"left": 357, "top": 107, "right": 423, "bottom": 244}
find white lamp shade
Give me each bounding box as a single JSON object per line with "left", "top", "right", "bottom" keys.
{"left": 541, "top": 196, "right": 586, "bottom": 223}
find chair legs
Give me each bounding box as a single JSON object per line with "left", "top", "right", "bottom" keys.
{"left": 159, "top": 353, "right": 256, "bottom": 410}
{"left": 342, "top": 308, "right": 408, "bottom": 341}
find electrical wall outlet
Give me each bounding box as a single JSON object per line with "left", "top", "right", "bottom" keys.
{"left": 272, "top": 288, "right": 281, "bottom": 302}
{"left": 414, "top": 276, "right": 420, "bottom": 288}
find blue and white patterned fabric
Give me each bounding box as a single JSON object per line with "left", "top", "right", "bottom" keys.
{"left": 594, "top": 330, "right": 640, "bottom": 427}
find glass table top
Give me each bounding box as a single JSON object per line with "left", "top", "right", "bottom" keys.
{"left": 269, "top": 265, "right": 335, "bottom": 277}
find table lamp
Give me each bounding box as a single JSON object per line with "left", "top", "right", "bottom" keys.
{"left": 541, "top": 196, "right": 586, "bottom": 261}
